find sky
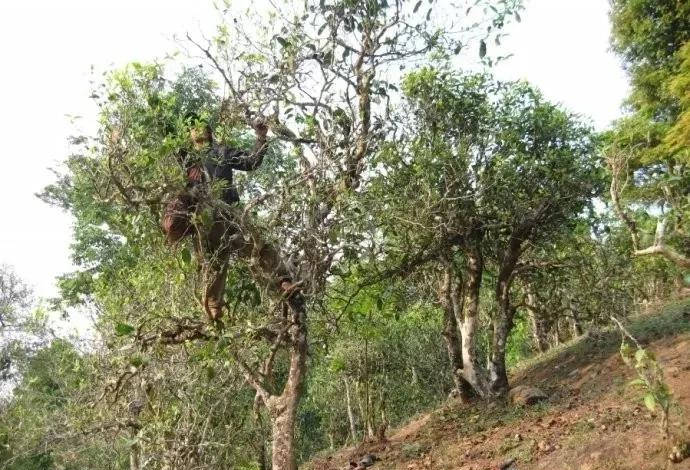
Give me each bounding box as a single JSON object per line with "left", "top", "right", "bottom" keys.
{"left": 0, "top": 0, "right": 629, "bottom": 304}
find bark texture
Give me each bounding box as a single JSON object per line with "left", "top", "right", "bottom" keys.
{"left": 344, "top": 377, "right": 357, "bottom": 443}
{"left": 457, "top": 249, "right": 487, "bottom": 397}
{"left": 488, "top": 235, "right": 521, "bottom": 397}
{"left": 526, "top": 291, "right": 549, "bottom": 353}
{"left": 439, "top": 265, "right": 475, "bottom": 401}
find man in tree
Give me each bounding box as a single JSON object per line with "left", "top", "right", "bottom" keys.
{"left": 163, "top": 117, "right": 269, "bottom": 243}
{"left": 162, "top": 117, "right": 270, "bottom": 321}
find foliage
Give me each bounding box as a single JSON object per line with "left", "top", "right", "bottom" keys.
{"left": 31, "top": 0, "right": 527, "bottom": 468}
{"left": 0, "top": 266, "right": 48, "bottom": 398}
{"left": 0, "top": 341, "right": 119, "bottom": 470}
{"left": 3, "top": 1, "right": 689, "bottom": 468}
{"left": 607, "top": 0, "right": 690, "bottom": 270}
{"left": 620, "top": 341, "right": 672, "bottom": 435}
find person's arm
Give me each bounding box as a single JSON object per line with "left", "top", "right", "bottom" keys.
{"left": 218, "top": 121, "right": 269, "bottom": 172}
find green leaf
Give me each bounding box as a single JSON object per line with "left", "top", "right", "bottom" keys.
{"left": 479, "top": 40, "right": 487, "bottom": 58}
{"left": 181, "top": 248, "right": 192, "bottom": 265}
{"left": 628, "top": 378, "right": 646, "bottom": 388}
{"left": 515, "top": 12, "right": 521, "bottom": 23}
{"left": 323, "top": 50, "right": 334, "bottom": 65}
{"left": 413, "top": 1, "right": 422, "bottom": 13}
{"left": 115, "top": 322, "right": 135, "bottom": 336}
{"left": 130, "top": 355, "right": 144, "bottom": 368}
{"left": 643, "top": 393, "right": 656, "bottom": 411}
{"left": 276, "top": 36, "right": 290, "bottom": 48}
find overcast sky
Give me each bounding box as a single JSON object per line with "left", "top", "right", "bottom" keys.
{"left": 0, "top": 0, "right": 629, "bottom": 302}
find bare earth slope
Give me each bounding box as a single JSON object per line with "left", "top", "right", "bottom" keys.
{"left": 308, "top": 299, "right": 690, "bottom": 470}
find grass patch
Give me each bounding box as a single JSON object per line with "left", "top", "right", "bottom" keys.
{"left": 433, "top": 399, "right": 554, "bottom": 441}
{"left": 401, "top": 442, "right": 429, "bottom": 459}
{"left": 510, "top": 298, "right": 690, "bottom": 388}
{"left": 627, "top": 299, "right": 690, "bottom": 342}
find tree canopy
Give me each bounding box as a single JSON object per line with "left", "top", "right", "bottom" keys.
{"left": 1, "top": 1, "right": 688, "bottom": 469}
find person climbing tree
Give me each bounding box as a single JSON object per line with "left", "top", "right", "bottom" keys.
{"left": 162, "top": 116, "right": 270, "bottom": 322}
{"left": 162, "top": 117, "right": 269, "bottom": 243}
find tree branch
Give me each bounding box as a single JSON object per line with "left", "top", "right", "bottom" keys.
{"left": 633, "top": 217, "right": 690, "bottom": 268}
{"left": 607, "top": 148, "right": 641, "bottom": 250}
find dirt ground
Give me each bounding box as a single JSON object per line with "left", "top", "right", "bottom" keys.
{"left": 308, "top": 300, "right": 690, "bottom": 470}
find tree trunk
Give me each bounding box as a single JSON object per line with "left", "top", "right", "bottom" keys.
{"left": 366, "top": 404, "right": 375, "bottom": 440}
{"left": 487, "top": 305, "right": 513, "bottom": 397}
{"left": 526, "top": 291, "right": 549, "bottom": 353}
{"left": 569, "top": 300, "right": 583, "bottom": 337}
{"left": 457, "top": 249, "right": 488, "bottom": 397}
{"left": 355, "top": 381, "right": 374, "bottom": 440}
{"left": 344, "top": 377, "right": 357, "bottom": 443}
{"left": 266, "top": 304, "right": 307, "bottom": 470}
{"left": 363, "top": 339, "right": 374, "bottom": 440}
{"left": 269, "top": 401, "right": 298, "bottom": 470}
{"left": 488, "top": 236, "right": 521, "bottom": 397}
{"left": 355, "top": 381, "right": 366, "bottom": 436}
{"left": 377, "top": 389, "right": 388, "bottom": 441}
{"left": 439, "top": 265, "right": 474, "bottom": 401}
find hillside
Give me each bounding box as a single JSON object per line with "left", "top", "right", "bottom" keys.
{"left": 309, "top": 299, "right": 690, "bottom": 470}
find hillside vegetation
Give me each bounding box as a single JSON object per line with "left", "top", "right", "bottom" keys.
{"left": 1, "top": 0, "right": 690, "bottom": 469}
{"left": 309, "top": 299, "right": 690, "bottom": 470}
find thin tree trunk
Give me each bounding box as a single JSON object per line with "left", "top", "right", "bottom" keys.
{"left": 488, "top": 236, "right": 521, "bottom": 397}
{"left": 377, "top": 388, "right": 388, "bottom": 441}
{"left": 457, "top": 249, "right": 488, "bottom": 397}
{"left": 129, "top": 379, "right": 145, "bottom": 470}
{"left": 363, "top": 339, "right": 374, "bottom": 440}
{"left": 439, "top": 264, "right": 474, "bottom": 401}
{"left": 555, "top": 318, "right": 568, "bottom": 344}
{"left": 355, "top": 381, "right": 366, "bottom": 435}
{"left": 344, "top": 376, "right": 357, "bottom": 443}
{"left": 526, "top": 290, "right": 549, "bottom": 353}
{"left": 569, "top": 300, "right": 583, "bottom": 337}
{"left": 355, "top": 380, "right": 373, "bottom": 440}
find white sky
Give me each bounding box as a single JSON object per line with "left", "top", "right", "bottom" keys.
{"left": 0, "top": 0, "right": 629, "bottom": 303}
